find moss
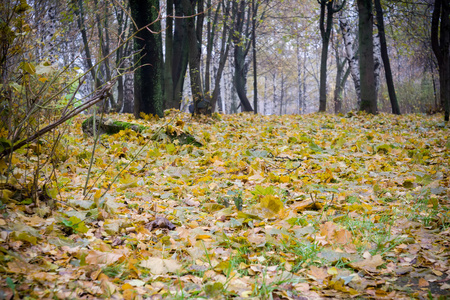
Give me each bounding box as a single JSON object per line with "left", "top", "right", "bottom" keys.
{"left": 81, "top": 116, "right": 148, "bottom": 136}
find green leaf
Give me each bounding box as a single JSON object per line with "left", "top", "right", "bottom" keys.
{"left": 251, "top": 185, "right": 275, "bottom": 196}
{"left": 6, "top": 277, "right": 15, "bottom": 291}
{"left": 309, "top": 141, "right": 323, "bottom": 152}
{"left": 166, "top": 143, "right": 176, "bottom": 154}
{"left": 204, "top": 282, "right": 224, "bottom": 298}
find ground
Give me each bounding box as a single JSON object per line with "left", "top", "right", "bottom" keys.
{"left": 0, "top": 111, "right": 449, "bottom": 299}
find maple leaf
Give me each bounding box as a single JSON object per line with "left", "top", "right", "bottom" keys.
{"left": 349, "top": 254, "right": 385, "bottom": 273}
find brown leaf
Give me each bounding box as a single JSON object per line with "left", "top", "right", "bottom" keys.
{"left": 85, "top": 250, "right": 124, "bottom": 265}
{"left": 349, "top": 254, "right": 384, "bottom": 273}
{"left": 146, "top": 216, "right": 176, "bottom": 231}
{"left": 307, "top": 266, "right": 329, "bottom": 284}
{"left": 320, "top": 221, "right": 337, "bottom": 240}
{"left": 418, "top": 278, "right": 429, "bottom": 287}
{"left": 334, "top": 229, "right": 352, "bottom": 245}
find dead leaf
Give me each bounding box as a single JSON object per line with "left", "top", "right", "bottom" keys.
{"left": 349, "top": 254, "right": 384, "bottom": 273}
{"left": 85, "top": 250, "right": 124, "bottom": 265}
{"left": 307, "top": 265, "right": 329, "bottom": 284}
{"left": 140, "top": 257, "right": 181, "bottom": 275}
{"left": 146, "top": 216, "right": 176, "bottom": 231}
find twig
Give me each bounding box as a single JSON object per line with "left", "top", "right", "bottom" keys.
{"left": 0, "top": 81, "right": 115, "bottom": 158}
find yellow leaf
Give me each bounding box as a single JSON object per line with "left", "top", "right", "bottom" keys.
{"left": 280, "top": 175, "right": 290, "bottom": 183}
{"left": 122, "top": 289, "right": 137, "bottom": 300}
{"left": 327, "top": 267, "right": 338, "bottom": 275}
{"left": 121, "top": 283, "right": 133, "bottom": 290}
{"left": 196, "top": 234, "right": 213, "bottom": 240}
{"left": 260, "top": 195, "right": 283, "bottom": 214}
{"left": 0, "top": 189, "right": 14, "bottom": 202}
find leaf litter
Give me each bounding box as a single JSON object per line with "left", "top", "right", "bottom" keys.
{"left": 0, "top": 112, "right": 449, "bottom": 299}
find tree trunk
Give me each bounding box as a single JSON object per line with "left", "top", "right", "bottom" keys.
{"left": 373, "top": 31, "right": 382, "bottom": 96}
{"left": 114, "top": 6, "right": 127, "bottom": 112}
{"left": 296, "top": 32, "right": 304, "bottom": 114}
{"left": 72, "top": 0, "right": 102, "bottom": 90}
{"left": 204, "top": 0, "right": 219, "bottom": 96}
{"left": 334, "top": 38, "right": 349, "bottom": 114}
{"left": 318, "top": 0, "right": 346, "bottom": 112}
{"left": 172, "top": 0, "right": 189, "bottom": 108}
{"left": 431, "top": 0, "right": 450, "bottom": 121}
{"left": 357, "top": 0, "right": 377, "bottom": 114}
{"left": 318, "top": 1, "right": 332, "bottom": 112}
{"left": 374, "top": 0, "right": 400, "bottom": 115}
{"left": 94, "top": 0, "right": 116, "bottom": 111}
{"left": 164, "top": 0, "right": 175, "bottom": 110}
{"left": 210, "top": 0, "right": 232, "bottom": 113}
{"left": 130, "top": 0, "right": 164, "bottom": 118}
{"left": 233, "top": 0, "right": 253, "bottom": 112}
{"left": 123, "top": 61, "right": 134, "bottom": 113}
{"left": 181, "top": 0, "right": 205, "bottom": 114}
{"left": 251, "top": 0, "right": 258, "bottom": 114}
{"left": 339, "top": 9, "right": 361, "bottom": 108}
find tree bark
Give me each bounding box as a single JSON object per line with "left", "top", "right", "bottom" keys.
{"left": 373, "top": 30, "right": 382, "bottom": 95}
{"left": 252, "top": 0, "right": 258, "bottom": 114}
{"left": 72, "top": 0, "right": 102, "bottom": 90}
{"left": 210, "top": 0, "right": 232, "bottom": 113}
{"left": 431, "top": 0, "right": 450, "bottom": 121}
{"left": 318, "top": 0, "right": 346, "bottom": 112}
{"left": 374, "top": 0, "right": 400, "bottom": 115}
{"left": 334, "top": 38, "right": 350, "bottom": 113}
{"left": 172, "top": 0, "right": 189, "bottom": 109}
{"left": 232, "top": 0, "right": 253, "bottom": 112}
{"left": 181, "top": 0, "right": 205, "bottom": 114}
{"left": 94, "top": 0, "right": 116, "bottom": 111}
{"left": 357, "top": 0, "right": 378, "bottom": 114}
{"left": 130, "top": 0, "right": 164, "bottom": 118}
{"left": 163, "top": 0, "right": 175, "bottom": 110}
{"left": 339, "top": 9, "right": 361, "bottom": 108}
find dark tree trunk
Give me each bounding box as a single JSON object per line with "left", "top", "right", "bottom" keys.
{"left": 431, "top": 0, "right": 450, "bottom": 121}
{"left": 130, "top": 0, "right": 164, "bottom": 118}
{"left": 94, "top": 0, "right": 116, "bottom": 111}
{"left": 210, "top": 0, "right": 232, "bottom": 113}
{"left": 357, "top": 0, "right": 377, "bottom": 114}
{"left": 233, "top": 0, "right": 253, "bottom": 112}
{"left": 164, "top": 0, "right": 175, "bottom": 110}
{"left": 204, "top": 0, "right": 221, "bottom": 102}
{"left": 181, "top": 0, "right": 205, "bottom": 114}
{"left": 72, "top": 0, "right": 102, "bottom": 90}
{"left": 252, "top": 0, "right": 258, "bottom": 114}
{"left": 318, "top": 0, "right": 346, "bottom": 112}
{"left": 172, "top": 0, "right": 189, "bottom": 108}
{"left": 374, "top": 0, "right": 400, "bottom": 115}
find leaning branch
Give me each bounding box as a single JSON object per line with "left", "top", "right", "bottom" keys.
{"left": 0, "top": 81, "right": 115, "bottom": 159}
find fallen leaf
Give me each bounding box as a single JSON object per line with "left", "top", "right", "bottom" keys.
{"left": 349, "top": 254, "right": 384, "bottom": 273}
{"left": 140, "top": 257, "right": 181, "bottom": 275}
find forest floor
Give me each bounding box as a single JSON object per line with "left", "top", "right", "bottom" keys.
{"left": 0, "top": 111, "right": 449, "bottom": 299}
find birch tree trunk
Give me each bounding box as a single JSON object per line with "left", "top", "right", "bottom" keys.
{"left": 339, "top": 9, "right": 361, "bottom": 108}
